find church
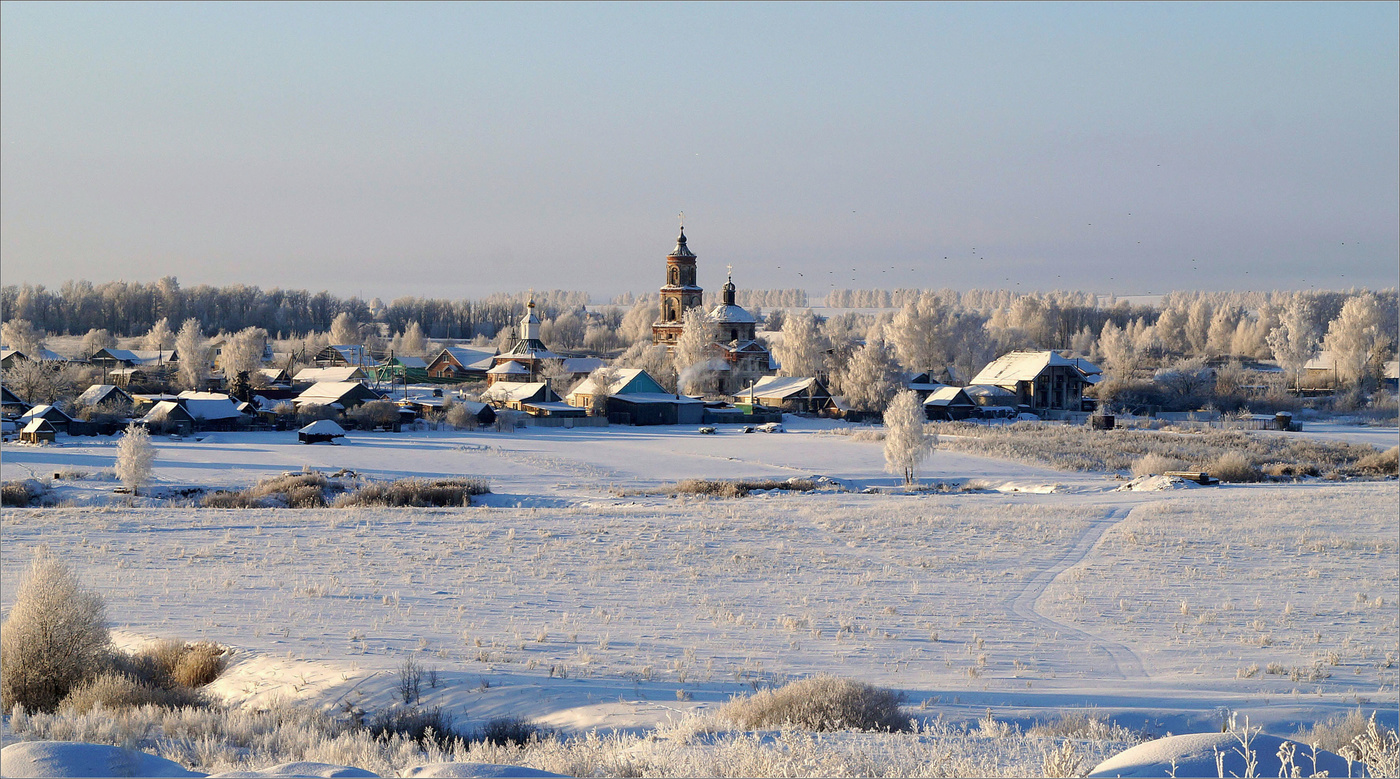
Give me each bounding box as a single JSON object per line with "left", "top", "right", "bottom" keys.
{"left": 651, "top": 226, "right": 776, "bottom": 392}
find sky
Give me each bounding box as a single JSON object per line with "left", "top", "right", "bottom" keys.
{"left": 2, "top": 2, "right": 1397, "bottom": 302}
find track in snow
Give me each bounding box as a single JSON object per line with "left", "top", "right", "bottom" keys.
{"left": 1010, "top": 504, "right": 1149, "bottom": 680}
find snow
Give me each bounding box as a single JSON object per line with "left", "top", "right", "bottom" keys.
{"left": 208, "top": 762, "right": 378, "bottom": 778}
{"left": 0, "top": 741, "right": 205, "bottom": 777}
{"left": 299, "top": 420, "right": 347, "bottom": 435}
{"left": 399, "top": 764, "right": 569, "bottom": 778}
{"left": 1086, "top": 732, "right": 1356, "bottom": 778}
{"left": 969, "top": 350, "right": 1085, "bottom": 386}
{"left": 1114, "top": 474, "right": 1195, "bottom": 492}
{"left": 1, "top": 415, "right": 1395, "bottom": 769}
{"left": 747, "top": 376, "right": 820, "bottom": 399}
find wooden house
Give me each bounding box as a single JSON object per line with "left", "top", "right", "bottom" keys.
{"left": 19, "top": 418, "right": 57, "bottom": 444}
{"left": 140, "top": 401, "right": 196, "bottom": 435}
{"left": 426, "top": 347, "right": 496, "bottom": 380}
{"left": 566, "top": 368, "right": 667, "bottom": 411}
{"left": 17, "top": 404, "right": 73, "bottom": 435}
{"left": 742, "top": 376, "right": 834, "bottom": 415}
{"left": 481, "top": 381, "right": 560, "bottom": 410}
{"left": 76, "top": 384, "right": 136, "bottom": 410}
{"left": 2, "top": 386, "right": 30, "bottom": 418}
{"left": 314, "top": 345, "right": 371, "bottom": 368}
{"left": 293, "top": 366, "right": 367, "bottom": 385}
{"left": 922, "top": 386, "right": 977, "bottom": 421}
{"left": 295, "top": 381, "right": 382, "bottom": 411}
{"left": 969, "top": 351, "right": 1094, "bottom": 413}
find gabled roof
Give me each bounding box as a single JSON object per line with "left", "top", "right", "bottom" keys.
{"left": 562, "top": 357, "right": 605, "bottom": 374}
{"left": 76, "top": 384, "right": 135, "bottom": 407}
{"left": 2, "top": 386, "right": 29, "bottom": 406}
{"left": 964, "top": 384, "right": 1017, "bottom": 399}
{"left": 501, "top": 339, "right": 560, "bottom": 360}
{"left": 1304, "top": 351, "right": 1337, "bottom": 371}
{"left": 22, "top": 418, "right": 56, "bottom": 434}
{"left": 923, "top": 386, "right": 975, "bottom": 407}
{"left": 294, "top": 366, "right": 366, "bottom": 383}
{"left": 970, "top": 351, "right": 1089, "bottom": 387}
{"left": 19, "top": 404, "right": 72, "bottom": 423}
{"left": 299, "top": 419, "right": 346, "bottom": 436}
{"left": 257, "top": 367, "right": 291, "bottom": 383}
{"left": 482, "top": 381, "right": 557, "bottom": 404}
{"left": 319, "top": 345, "right": 370, "bottom": 364}
{"left": 2, "top": 347, "right": 66, "bottom": 362}
{"left": 747, "top": 375, "right": 827, "bottom": 399}
{"left": 486, "top": 360, "right": 531, "bottom": 375}
{"left": 430, "top": 347, "right": 497, "bottom": 371}
{"left": 385, "top": 355, "right": 429, "bottom": 369}
{"left": 92, "top": 348, "right": 167, "bottom": 365}
{"left": 174, "top": 392, "right": 243, "bottom": 420}
{"left": 140, "top": 400, "right": 194, "bottom": 424}
{"left": 296, "top": 381, "right": 380, "bottom": 407}
{"left": 567, "top": 368, "right": 665, "bottom": 399}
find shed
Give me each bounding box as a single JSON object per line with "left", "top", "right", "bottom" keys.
{"left": 299, "top": 419, "right": 347, "bottom": 444}
{"left": 922, "top": 386, "right": 977, "bottom": 421}
{"left": 314, "top": 345, "right": 371, "bottom": 368}
{"left": 19, "top": 418, "right": 58, "bottom": 444}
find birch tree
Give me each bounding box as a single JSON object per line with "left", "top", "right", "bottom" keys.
{"left": 1323, "top": 292, "right": 1392, "bottom": 388}
{"left": 774, "top": 309, "right": 827, "bottom": 378}
{"left": 114, "top": 423, "right": 155, "bottom": 495}
{"left": 174, "top": 318, "right": 210, "bottom": 390}
{"left": 883, "top": 390, "right": 932, "bottom": 486}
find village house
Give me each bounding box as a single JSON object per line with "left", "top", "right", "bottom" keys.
{"left": 741, "top": 375, "right": 835, "bottom": 415}
{"left": 565, "top": 368, "right": 705, "bottom": 425}
{"left": 1, "top": 347, "right": 68, "bottom": 369}
{"left": 75, "top": 384, "right": 136, "bottom": 410}
{"left": 2, "top": 386, "right": 31, "bottom": 418}
{"left": 426, "top": 346, "right": 495, "bottom": 380}
{"left": 481, "top": 381, "right": 561, "bottom": 411}
{"left": 293, "top": 366, "right": 368, "bottom": 385}
{"left": 922, "top": 386, "right": 977, "bottom": 421}
{"left": 17, "top": 404, "right": 74, "bottom": 435}
{"left": 295, "top": 381, "right": 383, "bottom": 411}
{"left": 19, "top": 418, "right": 57, "bottom": 444}
{"left": 969, "top": 351, "right": 1095, "bottom": 414}
{"left": 314, "top": 345, "right": 372, "bottom": 368}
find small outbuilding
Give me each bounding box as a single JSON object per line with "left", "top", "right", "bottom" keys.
{"left": 922, "top": 386, "right": 977, "bottom": 421}
{"left": 742, "top": 376, "right": 834, "bottom": 415}
{"left": 19, "top": 418, "right": 57, "bottom": 444}
{"left": 299, "top": 419, "right": 347, "bottom": 444}
{"left": 17, "top": 404, "right": 73, "bottom": 435}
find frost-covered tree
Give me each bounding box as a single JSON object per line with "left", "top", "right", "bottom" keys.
{"left": 1, "top": 318, "right": 46, "bottom": 357}
{"left": 329, "top": 312, "right": 361, "bottom": 346}
{"left": 220, "top": 327, "right": 268, "bottom": 379}
{"left": 141, "top": 318, "right": 175, "bottom": 352}
{"left": 79, "top": 328, "right": 116, "bottom": 359}
{"left": 542, "top": 310, "right": 586, "bottom": 350}
{"left": 883, "top": 390, "right": 932, "bottom": 486}
{"left": 174, "top": 318, "right": 210, "bottom": 390}
{"left": 1266, "top": 294, "right": 1319, "bottom": 393}
{"left": 673, "top": 308, "right": 719, "bottom": 395}
{"left": 114, "top": 422, "right": 155, "bottom": 495}
{"left": 1155, "top": 303, "right": 1189, "bottom": 355}
{"left": 0, "top": 549, "right": 110, "bottom": 712}
{"left": 538, "top": 359, "right": 574, "bottom": 392}
{"left": 1323, "top": 292, "right": 1392, "bottom": 388}
{"left": 582, "top": 364, "right": 620, "bottom": 416}
{"left": 1097, "top": 321, "right": 1139, "bottom": 380}
{"left": 835, "top": 337, "right": 903, "bottom": 413}
{"left": 2, "top": 360, "right": 90, "bottom": 405}
{"left": 1154, "top": 357, "right": 1215, "bottom": 401}
{"left": 613, "top": 341, "right": 675, "bottom": 392}
{"left": 619, "top": 299, "right": 659, "bottom": 345}
{"left": 392, "top": 321, "right": 427, "bottom": 357}
{"left": 774, "top": 309, "right": 827, "bottom": 378}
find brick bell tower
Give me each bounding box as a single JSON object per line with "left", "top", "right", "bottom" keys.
{"left": 652, "top": 222, "right": 703, "bottom": 346}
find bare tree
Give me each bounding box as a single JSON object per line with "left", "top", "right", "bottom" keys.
{"left": 582, "top": 364, "right": 620, "bottom": 416}
{"left": 0, "top": 549, "right": 111, "bottom": 712}
{"left": 883, "top": 390, "right": 932, "bottom": 487}
{"left": 80, "top": 328, "right": 116, "bottom": 359}
{"left": 114, "top": 422, "right": 155, "bottom": 495}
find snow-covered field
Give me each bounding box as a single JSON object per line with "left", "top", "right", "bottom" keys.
{"left": 2, "top": 419, "right": 1396, "bottom": 766}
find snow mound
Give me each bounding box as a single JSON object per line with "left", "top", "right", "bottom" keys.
{"left": 993, "top": 481, "right": 1064, "bottom": 494}
{"left": 1115, "top": 474, "right": 1193, "bottom": 492}
{"left": 1087, "top": 732, "right": 1358, "bottom": 778}
{"left": 0, "top": 741, "right": 206, "bottom": 778}
{"left": 208, "top": 763, "right": 378, "bottom": 778}
{"left": 401, "top": 763, "right": 571, "bottom": 778}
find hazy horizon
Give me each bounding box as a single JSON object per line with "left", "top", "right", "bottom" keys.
{"left": 3, "top": 2, "right": 1397, "bottom": 301}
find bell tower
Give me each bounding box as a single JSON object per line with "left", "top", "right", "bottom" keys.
{"left": 652, "top": 223, "right": 703, "bottom": 346}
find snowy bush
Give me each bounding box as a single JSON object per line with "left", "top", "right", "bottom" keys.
{"left": 1, "top": 479, "right": 50, "bottom": 507}
{"left": 718, "top": 675, "right": 909, "bottom": 732}
{"left": 1355, "top": 445, "right": 1398, "bottom": 475}
{"left": 1, "top": 550, "right": 111, "bottom": 713}
{"left": 1130, "top": 453, "right": 1184, "bottom": 477}
{"left": 58, "top": 672, "right": 204, "bottom": 714}
{"left": 666, "top": 478, "right": 816, "bottom": 498}
{"left": 1208, "top": 450, "right": 1264, "bottom": 483}
{"left": 334, "top": 477, "right": 490, "bottom": 507}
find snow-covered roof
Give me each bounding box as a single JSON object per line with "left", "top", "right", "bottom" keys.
{"left": 432, "top": 347, "right": 497, "bottom": 370}
{"left": 482, "top": 381, "right": 552, "bottom": 403}
{"left": 321, "top": 345, "right": 370, "bottom": 364}
{"left": 963, "top": 384, "right": 1016, "bottom": 399}
{"left": 296, "top": 382, "right": 375, "bottom": 406}
{"left": 140, "top": 400, "right": 189, "bottom": 423}
{"left": 19, "top": 404, "right": 71, "bottom": 422}
{"left": 177, "top": 394, "right": 243, "bottom": 420}
{"left": 257, "top": 367, "right": 290, "bottom": 382}
{"left": 388, "top": 355, "right": 429, "bottom": 369}
{"left": 501, "top": 339, "right": 560, "bottom": 360}
{"left": 22, "top": 418, "right": 55, "bottom": 433}
{"left": 3, "top": 347, "right": 66, "bottom": 362}
{"left": 562, "top": 357, "right": 605, "bottom": 374}
{"left": 94, "top": 348, "right": 167, "bottom": 365}
{"left": 1069, "top": 357, "right": 1102, "bottom": 376}
{"left": 708, "top": 303, "right": 757, "bottom": 325}
{"left": 294, "top": 366, "right": 366, "bottom": 383}
{"left": 76, "top": 384, "right": 133, "bottom": 407}
{"left": 970, "top": 351, "right": 1088, "bottom": 387}
{"left": 1304, "top": 351, "right": 1337, "bottom": 371}
{"left": 299, "top": 419, "right": 346, "bottom": 436}
{"left": 1385, "top": 360, "right": 1399, "bottom": 380}
{"left": 486, "top": 361, "right": 531, "bottom": 375}
{"left": 747, "top": 375, "right": 822, "bottom": 399}
{"left": 923, "top": 386, "right": 974, "bottom": 406}
{"left": 566, "top": 368, "right": 661, "bottom": 399}
{"left": 608, "top": 392, "right": 705, "bottom": 405}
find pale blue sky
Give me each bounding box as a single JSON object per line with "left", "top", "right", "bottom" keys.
{"left": 2, "top": 2, "right": 1396, "bottom": 300}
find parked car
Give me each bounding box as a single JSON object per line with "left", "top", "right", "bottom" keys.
{"left": 740, "top": 425, "right": 756, "bottom": 433}
{"left": 698, "top": 426, "right": 717, "bottom": 434}
{"left": 759, "top": 422, "right": 784, "bottom": 433}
